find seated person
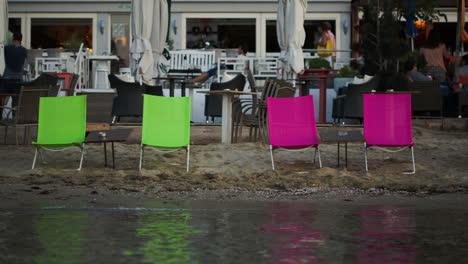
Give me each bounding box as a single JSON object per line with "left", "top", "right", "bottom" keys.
{"left": 192, "top": 44, "right": 248, "bottom": 83}
{"left": 456, "top": 54, "right": 468, "bottom": 90}
{"left": 405, "top": 59, "right": 432, "bottom": 82}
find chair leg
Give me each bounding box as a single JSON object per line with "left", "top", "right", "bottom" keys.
{"left": 77, "top": 144, "right": 85, "bottom": 171}
{"left": 313, "top": 148, "right": 317, "bottom": 164}
{"left": 139, "top": 144, "right": 144, "bottom": 171}
{"left": 364, "top": 143, "right": 369, "bottom": 172}
{"left": 32, "top": 147, "right": 38, "bottom": 169}
{"left": 15, "top": 126, "right": 19, "bottom": 146}
{"left": 186, "top": 145, "right": 190, "bottom": 173}
{"left": 403, "top": 146, "right": 416, "bottom": 175}
{"left": 316, "top": 147, "right": 323, "bottom": 168}
{"left": 270, "top": 145, "right": 275, "bottom": 170}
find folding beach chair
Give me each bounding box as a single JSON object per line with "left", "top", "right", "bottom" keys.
{"left": 266, "top": 95, "right": 322, "bottom": 170}
{"left": 140, "top": 95, "right": 191, "bottom": 172}
{"left": 363, "top": 93, "right": 415, "bottom": 174}
{"left": 32, "top": 95, "right": 87, "bottom": 170}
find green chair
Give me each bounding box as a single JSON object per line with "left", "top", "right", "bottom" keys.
{"left": 140, "top": 95, "right": 191, "bottom": 172}
{"left": 32, "top": 95, "right": 87, "bottom": 170}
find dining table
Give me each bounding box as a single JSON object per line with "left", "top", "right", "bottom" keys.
{"left": 197, "top": 89, "right": 257, "bottom": 144}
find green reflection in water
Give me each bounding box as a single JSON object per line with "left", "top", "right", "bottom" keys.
{"left": 124, "top": 202, "right": 201, "bottom": 264}
{"left": 33, "top": 204, "right": 88, "bottom": 264}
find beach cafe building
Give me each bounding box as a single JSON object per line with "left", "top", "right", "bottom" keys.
{"left": 7, "top": 0, "right": 462, "bottom": 70}
{"left": 7, "top": 0, "right": 354, "bottom": 66}
{"left": 5, "top": 0, "right": 462, "bottom": 122}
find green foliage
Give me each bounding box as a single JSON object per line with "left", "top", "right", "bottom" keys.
{"left": 308, "top": 58, "right": 331, "bottom": 69}
{"left": 359, "top": 0, "right": 443, "bottom": 75}
{"left": 336, "top": 66, "right": 358, "bottom": 78}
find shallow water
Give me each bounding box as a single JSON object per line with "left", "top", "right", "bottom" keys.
{"left": 0, "top": 200, "right": 467, "bottom": 263}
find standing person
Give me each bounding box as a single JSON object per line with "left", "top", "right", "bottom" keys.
{"left": 3, "top": 32, "right": 27, "bottom": 80}
{"left": 419, "top": 30, "right": 450, "bottom": 83}
{"left": 316, "top": 22, "right": 336, "bottom": 65}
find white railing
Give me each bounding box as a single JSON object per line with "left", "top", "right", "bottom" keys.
{"left": 169, "top": 50, "right": 216, "bottom": 73}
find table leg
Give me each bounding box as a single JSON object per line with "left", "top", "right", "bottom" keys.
{"left": 112, "top": 142, "right": 115, "bottom": 170}
{"left": 345, "top": 143, "right": 348, "bottom": 168}
{"left": 103, "top": 142, "right": 108, "bottom": 167}
{"left": 319, "top": 78, "right": 327, "bottom": 123}
{"left": 170, "top": 79, "right": 175, "bottom": 97}
{"left": 221, "top": 94, "right": 233, "bottom": 144}
{"left": 181, "top": 82, "right": 186, "bottom": 97}
{"left": 337, "top": 142, "right": 340, "bottom": 167}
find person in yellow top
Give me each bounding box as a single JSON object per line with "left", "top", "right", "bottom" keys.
{"left": 317, "top": 22, "right": 336, "bottom": 65}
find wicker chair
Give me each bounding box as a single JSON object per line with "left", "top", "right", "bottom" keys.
{"left": 204, "top": 73, "right": 246, "bottom": 123}
{"left": 0, "top": 85, "right": 50, "bottom": 144}
{"left": 232, "top": 79, "right": 296, "bottom": 143}
{"left": 108, "top": 74, "right": 144, "bottom": 124}
{"left": 23, "top": 73, "right": 60, "bottom": 96}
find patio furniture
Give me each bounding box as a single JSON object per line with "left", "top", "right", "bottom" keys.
{"left": 319, "top": 129, "right": 365, "bottom": 168}
{"left": 108, "top": 74, "right": 143, "bottom": 124}
{"left": 363, "top": 93, "right": 415, "bottom": 174}
{"left": 85, "top": 128, "right": 132, "bottom": 169}
{"left": 140, "top": 95, "right": 191, "bottom": 172}
{"left": 267, "top": 95, "right": 322, "bottom": 170}
{"left": 204, "top": 73, "right": 246, "bottom": 123}
{"left": 457, "top": 75, "right": 468, "bottom": 117}
{"left": 23, "top": 73, "right": 60, "bottom": 96}
{"left": 142, "top": 83, "right": 164, "bottom": 96}
{"left": 1, "top": 85, "right": 50, "bottom": 145}
{"left": 408, "top": 80, "right": 443, "bottom": 118}
{"left": 332, "top": 75, "right": 380, "bottom": 123}
{"left": 232, "top": 78, "right": 295, "bottom": 143}
{"left": 32, "top": 95, "right": 87, "bottom": 170}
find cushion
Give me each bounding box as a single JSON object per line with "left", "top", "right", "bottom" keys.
{"left": 221, "top": 72, "right": 235, "bottom": 83}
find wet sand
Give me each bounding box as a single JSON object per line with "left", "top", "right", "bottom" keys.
{"left": 0, "top": 124, "right": 467, "bottom": 204}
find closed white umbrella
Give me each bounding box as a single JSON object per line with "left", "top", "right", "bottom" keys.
{"left": 276, "top": 0, "right": 307, "bottom": 78}
{"left": 131, "top": 0, "right": 154, "bottom": 83}
{"left": 151, "top": 0, "right": 169, "bottom": 78}
{"left": 131, "top": 0, "right": 169, "bottom": 84}
{"left": 0, "top": 0, "right": 8, "bottom": 75}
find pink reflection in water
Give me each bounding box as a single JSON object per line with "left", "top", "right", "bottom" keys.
{"left": 262, "top": 203, "right": 325, "bottom": 264}
{"left": 358, "top": 206, "right": 418, "bottom": 264}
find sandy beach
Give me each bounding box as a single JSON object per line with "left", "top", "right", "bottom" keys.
{"left": 0, "top": 122, "right": 467, "bottom": 204}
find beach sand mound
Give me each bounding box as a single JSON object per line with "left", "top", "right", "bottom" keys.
{"left": 0, "top": 126, "right": 467, "bottom": 193}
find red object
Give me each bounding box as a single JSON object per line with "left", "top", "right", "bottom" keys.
{"left": 47, "top": 72, "right": 73, "bottom": 95}
{"left": 298, "top": 69, "right": 338, "bottom": 123}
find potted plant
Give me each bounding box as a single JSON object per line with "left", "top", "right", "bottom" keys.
{"left": 308, "top": 58, "right": 331, "bottom": 70}
{"left": 333, "top": 66, "right": 358, "bottom": 92}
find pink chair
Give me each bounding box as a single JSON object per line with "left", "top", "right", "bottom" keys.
{"left": 267, "top": 95, "right": 322, "bottom": 170}
{"left": 363, "top": 94, "right": 415, "bottom": 174}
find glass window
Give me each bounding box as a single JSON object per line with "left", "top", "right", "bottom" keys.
{"left": 186, "top": 18, "right": 256, "bottom": 53}
{"left": 30, "top": 18, "right": 93, "bottom": 50}
{"left": 266, "top": 20, "right": 336, "bottom": 52}
{"left": 7, "top": 18, "right": 21, "bottom": 44}
{"left": 111, "top": 14, "right": 130, "bottom": 70}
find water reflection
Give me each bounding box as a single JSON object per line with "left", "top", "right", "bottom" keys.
{"left": 34, "top": 205, "right": 88, "bottom": 264}
{"left": 124, "top": 202, "right": 201, "bottom": 264}
{"left": 357, "top": 206, "right": 417, "bottom": 264}
{"left": 0, "top": 200, "right": 466, "bottom": 263}
{"left": 263, "top": 203, "right": 325, "bottom": 264}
